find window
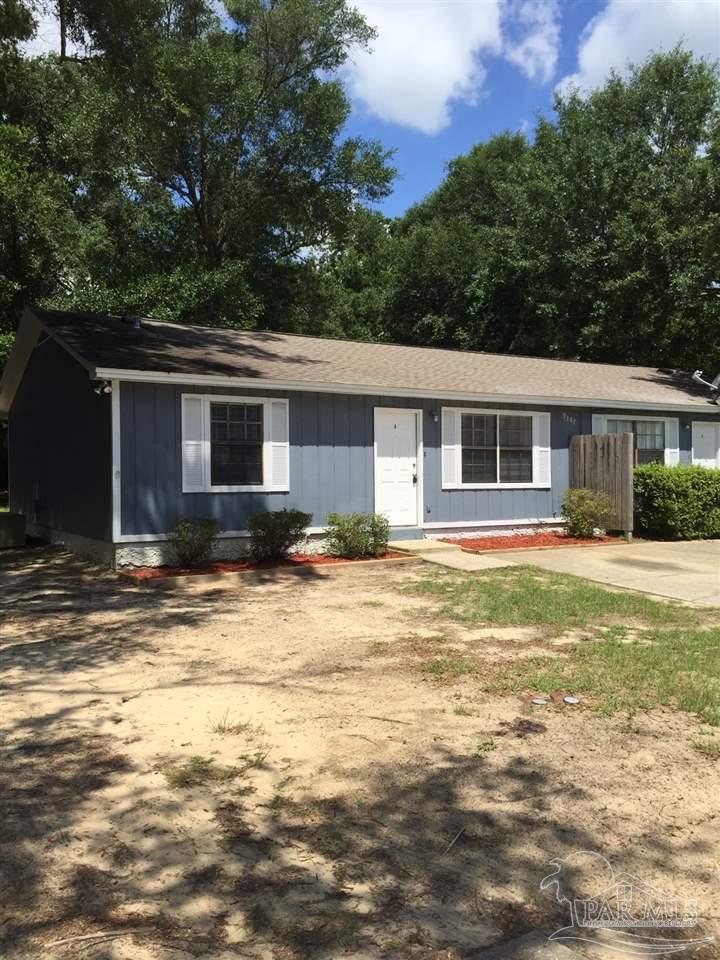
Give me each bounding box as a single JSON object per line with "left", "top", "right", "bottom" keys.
{"left": 499, "top": 415, "right": 533, "bottom": 482}
{"left": 210, "top": 402, "right": 263, "bottom": 486}
{"left": 607, "top": 418, "right": 665, "bottom": 465}
{"left": 461, "top": 414, "right": 496, "bottom": 483}
{"left": 181, "top": 394, "right": 289, "bottom": 493}
{"left": 443, "top": 408, "right": 551, "bottom": 489}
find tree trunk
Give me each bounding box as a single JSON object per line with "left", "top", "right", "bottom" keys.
{"left": 58, "top": 0, "right": 67, "bottom": 59}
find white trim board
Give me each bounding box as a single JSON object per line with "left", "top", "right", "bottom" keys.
{"left": 422, "top": 518, "right": 562, "bottom": 529}
{"left": 115, "top": 525, "right": 327, "bottom": 544}
{"left": 116, "top": 519, "right": 562, "bottom": 543}
{"left": 111, "top": 379, "right": 122, "bottom": 542}
{"left": 92, "top": 366, "right": 720, "bottom": 414}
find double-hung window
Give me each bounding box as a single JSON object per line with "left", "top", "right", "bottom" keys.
{"left": 210, "top": 402, "right": 264, "bottom": 486}
{"left": 181, "top": 394, "right": 289, "bottom": 493}
{"left": 443, "top": 408, "right": 551, "bottom": 489}
{"left": 603, "top": 417, "right": 674, "bottom": 466}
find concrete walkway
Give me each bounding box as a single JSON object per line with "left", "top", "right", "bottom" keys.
{"left": 390, "top": 537, "right": 720, "bottom": 607}
{"left": 497, "top": 538, "right": 720, "bottom": 606}
{"left": 388, "top": 538, "right": 515, "bottom": 572}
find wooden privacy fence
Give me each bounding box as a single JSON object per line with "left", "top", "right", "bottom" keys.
{"left": 570, "top": 433, "right": 634, "bottom": 537}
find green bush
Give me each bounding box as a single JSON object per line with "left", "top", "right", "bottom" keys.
{"left": 248, "top": 508, "right": 312, "bottom": 561}
{"left": 169, "top": 518, "right": 219, "bottom": 567}
{"left": 324, "top": 512, "right": 390, "bottom": 558}
{"left": 634, "top": 464, "right": 720, "bottom": 540}
{"left": 561, "top": 487, "right": 614, "bottom": 538}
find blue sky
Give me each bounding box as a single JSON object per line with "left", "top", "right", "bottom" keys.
{"left": 341, "top": 0, "right": 720, "bottom": 216}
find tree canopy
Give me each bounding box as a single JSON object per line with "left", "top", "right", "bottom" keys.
{"left": 0, "top": 12, "right": 718, "bottom": 373}
{"left": 333, "top": 47, "right": 720, "bottom": 370}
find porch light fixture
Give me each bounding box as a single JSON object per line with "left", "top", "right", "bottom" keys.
{"left": 93, "top": 380, "right": 112, "bottom": 395}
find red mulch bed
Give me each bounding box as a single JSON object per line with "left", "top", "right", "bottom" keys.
{"left": 441, "top": 532, "right": 622, "bottom": 552}
{"left": 122, "top": 551, "right": 408, "bottom": 581}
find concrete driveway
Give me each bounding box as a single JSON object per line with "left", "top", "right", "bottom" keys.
{"left": 498, "top": 538, "right": 720, "bottom": 606}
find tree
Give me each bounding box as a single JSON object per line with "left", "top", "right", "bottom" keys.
{"left": 0, "top": 0, "right": 395, "bottom": 348}
{"left": 354, "top": 48, "right": 720, "bottom": 370}
{"left": 53, "top": 0, "right": 395, "bottom": 327}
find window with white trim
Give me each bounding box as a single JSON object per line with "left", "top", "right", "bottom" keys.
{"left": 210, "top": 402, "right": 264, "bottom": 486}
{"left": 442, "top": 408, "right": 551, "bottom": 489}
{"left": 606, "top": 418, "right": 666, "bottom": 465}
{"left": 181, "top": 394, "right": 289, "bottom": 493}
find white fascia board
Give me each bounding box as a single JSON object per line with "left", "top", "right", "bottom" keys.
{"left": 94, "top": 367, "right": 720, "bottom": 414}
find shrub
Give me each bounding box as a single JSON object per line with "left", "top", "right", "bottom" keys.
{"left": 169, "top": 518, "right": 219, "bottom": 567}
{"left": 561, "top": 487, "right": 614, "bottom": 538}
{"left": 248, "top": 508, "right": 312, "bottom": 561}
{"left": 324, "top": 512, "right": 390, "bottom": 558}
{"left": 634, "top": 464, "right": 720, "bottom": 540}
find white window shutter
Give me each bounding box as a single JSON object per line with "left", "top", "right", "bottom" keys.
{"left": 665, "top": 418, "right": 680, "bottom": 465}
{"left": 441, "top": 408, "right": 460, "bottom": 487}
{"left": 534, "top": 412, "right": 552, "bottom": 487}
{"left": 268, "top": 399, "right": 290, "bottom": 490}
{"left": 592, "top": 414, "right": 607, "bottom": 434}
{"left": 182, "top": 395, "right": 206, "bottom": 492}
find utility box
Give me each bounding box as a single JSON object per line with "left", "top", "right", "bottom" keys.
{"left": 0, "top": 512, "right": 26, "bottom": 548}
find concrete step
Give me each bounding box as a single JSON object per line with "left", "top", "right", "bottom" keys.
{"left": 388, "top": 538, "right": 463, "bottom": 554}
{"left": 389, "top": 537, "right": 516, "bottom": 572}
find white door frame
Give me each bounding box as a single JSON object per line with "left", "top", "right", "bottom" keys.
{"left": 373, "top": 407, "right": 423, "bottom": 527}
{"left": 691, "top": 420, "right": 720, "bottom": 468}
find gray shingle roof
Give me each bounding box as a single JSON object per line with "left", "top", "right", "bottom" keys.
{"left": 30, "top": 308, "right": 720, "bottom": 410}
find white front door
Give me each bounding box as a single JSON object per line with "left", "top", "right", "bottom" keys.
{"left": 374, "top": 409, "right": 420, "bottom": 526}
{"left": 692, "top": 421, "right": 720, "bottom": 468}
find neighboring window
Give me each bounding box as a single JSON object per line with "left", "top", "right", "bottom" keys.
{"left": 460, "top": 413, "right": 534, "bottom": 485}
{"left": 607, "top": 418, "right": 665, "bottom": 465}
{"left": 210, "top": 402, "right": 264, "bottom": 486}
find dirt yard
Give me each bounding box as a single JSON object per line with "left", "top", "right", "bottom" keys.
{"left": 1, "top": 548, "right": 718, "bottom": 959}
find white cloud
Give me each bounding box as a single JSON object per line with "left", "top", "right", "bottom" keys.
{"left": 503, "top": 0, "right": 560, "bottom": 83}
{"left": 559, "top": 0, "right": 720, "bottom": 95}
{"left": 345, "top": 0, "right": 503, "bottom": 135}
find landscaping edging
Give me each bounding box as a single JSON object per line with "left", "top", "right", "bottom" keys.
{"left": 443, "top": 533, "right": 628, "bottom": 554}
{"left": 119, "top": 553, "right": 416, "bottom": 588}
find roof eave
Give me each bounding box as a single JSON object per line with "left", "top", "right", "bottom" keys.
{"left": 93, "top": 366, "right": 720, "bottom": 414}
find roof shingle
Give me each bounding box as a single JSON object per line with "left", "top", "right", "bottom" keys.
{"left": 32, "top": 308, "right": 720, "bottom": 410}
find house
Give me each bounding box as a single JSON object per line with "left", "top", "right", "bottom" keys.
{"left": 1, "top": 307, "right": 719, "bottom": 567}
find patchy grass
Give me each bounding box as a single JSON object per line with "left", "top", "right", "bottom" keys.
{"left": 405, "top": 567, "right": 720, "bottom": 725}
{"left": 404, "top": 566, "right": 706, "bottom": 632}
{"left": 208, "top": 709, "right": 262, "bottom": 737}
{"left": 692, "top": 738, "right": 720, "bottom": 758}
{"left": 161, "top": 755, "right": 238, "bottom": 788}
{"left": 453, "top": 704, "right": 476, "bottom": 717}
{"left": 422, "top": 656, "right": 477, "bottom": 680}
{"left": 490, "top": 625, "right": 720, "bottom": 726}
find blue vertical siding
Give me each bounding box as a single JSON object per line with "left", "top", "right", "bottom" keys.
{"left": 9, "top": 339, "right": 112, "bottom": 540}
{"left": 118, "top": 381, "right": 695, "bottom": 537}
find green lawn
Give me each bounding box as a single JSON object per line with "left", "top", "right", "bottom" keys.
{"left": 404, "top": 565, "right": 704, "bottom": 631}
{"left": 404, "top": 566, "right": 720, "bottom": 725}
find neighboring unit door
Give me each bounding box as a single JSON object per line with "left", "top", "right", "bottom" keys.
{"left": 374, "top": 409, "right": 419, "bottom": 526}
{"left": 692, "top": 421, "right": 720, "bottom": 468}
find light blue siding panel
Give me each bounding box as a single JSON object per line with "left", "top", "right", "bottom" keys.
{"left": 118, "top": 384, "right": 700, "bottom": 537}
